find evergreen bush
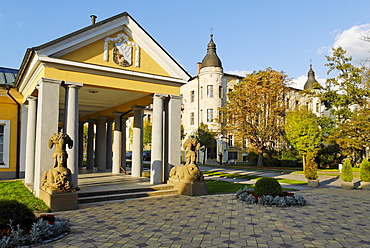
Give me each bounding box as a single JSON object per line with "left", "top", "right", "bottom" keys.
{"left": 254, "top": 177, "right": 282, "bottom": 197}
{"left": 304, "top": 152, "right": 318, "bottom": 180}
{"left": 341, "top": 158, "right": 353, "bottom": 182}
{"left": 360, "top": 158, "right": 370, "bottom": 182}
{"left": 0, "top": 199, "right": 36, "bottom": 230}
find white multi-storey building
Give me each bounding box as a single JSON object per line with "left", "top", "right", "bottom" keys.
{"left": 181, "top": 35, "right": 324, "bottom": 164}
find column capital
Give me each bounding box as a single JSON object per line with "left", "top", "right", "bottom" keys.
{"left": 131, "top": 105, "right": 146, "bottom": 110}
{"left": 37, "top": 77, "right": 62, "bottom": 86}
{"left": 26, "top": 96, "right": 38, "bottom": 102}
{"left": 63, "top": 81, "right": 83, "bottom": 88}
{"left": 86, "top": 119, "right": 96, "bottom": 124}
{"left": 169, "top": 94, "right": 182, "bottom": 100}
{"left": 153, "top": 93, "right": 168, "bottom": 99}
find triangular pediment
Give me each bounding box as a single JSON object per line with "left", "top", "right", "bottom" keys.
{"left": 32, "top": 12, "right": 189, "bottom": 80}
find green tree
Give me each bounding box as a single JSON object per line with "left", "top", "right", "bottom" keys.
{"left": 143, "top": 119, "right": 152, "bottom": 147}
{"left": 196, "top": 123, "right": 215, "bottom": 164}
{"left": 341, "top": 158, "right": 353, "bottom": 182}
{"left": 285, "top": 107, "right": 322, "bottom": 170}
{"left": 330, "top": 107, "right": 370, "bottom": 159}
{"left": 360, "top": 158, "right": 370, "bottom": 182}
{"left": 221, "top": 68, "right": 289, "bottom": 166}
{"left": 319, "top": 47, "right": 370, "bottom": 123}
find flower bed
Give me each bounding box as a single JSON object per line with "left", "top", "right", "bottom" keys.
{"left": 0, "top": 214, "right": 70, "bottom": 247}
{"left": 236, "top": 187, "right": 307, "bottom": 207}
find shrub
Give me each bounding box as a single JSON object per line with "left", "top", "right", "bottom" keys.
{"left": 254, "top": 177, "right": 282, "bottom": 197}
{"left": 360, "top": 158, "right": 370, "bottom": 182}
{"left": 0, "top": 200, "right": 36, "bottom": 230}
{"left": 247, "top": 151, "right": 258, "bottom": 164}
{"left": 341, "top": 158, "right": 353, "bottom": 182}
{"left": 304, "top": 152, "right": 318, "bottom": 180}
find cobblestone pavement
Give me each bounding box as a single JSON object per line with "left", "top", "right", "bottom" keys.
{"left": 40, "top": 187, "right": 370, "bottom": 248}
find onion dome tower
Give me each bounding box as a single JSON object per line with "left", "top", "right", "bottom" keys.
{"left": 304, "top": 64, "right": 319, "bottom": 90}
{"left": 201, "top": 34, "right": 222, "bottom": 69}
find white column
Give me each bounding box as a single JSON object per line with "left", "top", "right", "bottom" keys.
{"left": 106, "top": 120, "right": 113, "bottom": 170}
{"left": 34, "top": 78, "right": 61, "bottom": 196}
{"left": 151, "top": 94, "right": 167, "bottom": 184}
{"left": 97, "top": 116, "right": 108, "bottom": 171}
{"left": 167, "top": 95, "right": 182, "bottom": 181}
{"left": 25, "top": 96, "right": 37, "bottom": 185}
{"left": 86, "top": 119, "right": 95, "bottom": 169}
{"left": 65, "top": 83, "right": 82, "bottom": 188}
{"left": 112, "top": 113, "right": 122, "bottom": 174}
{"left": 121, "top": 117, "right": 128, "bottom": 171}
{"left": 131, "top": 106, "right": 145, "bottom": 177}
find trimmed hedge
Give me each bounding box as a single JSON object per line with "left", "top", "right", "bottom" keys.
{"left": 254, "top": 177, "right": 282, "bottom": 197}
{"left": 0, "top": 199, "right": 36, "bottom": 229}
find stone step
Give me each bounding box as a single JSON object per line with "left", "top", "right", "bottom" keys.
{"left": 78, "top": 185, "right": 178, "bottom": 204}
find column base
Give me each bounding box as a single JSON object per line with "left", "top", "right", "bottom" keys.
{"left": 168, "top": 178, "right": 208, "bottom": 196}
{"left": 39, "top": 189, "right": 78, "bottom": 212}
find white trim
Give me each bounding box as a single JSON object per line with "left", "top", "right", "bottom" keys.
{"left": 37, "top": 55, "right": 186, "bottom": 85}
{"left": 0, "top": 120, "right": 10, "bottom": 168}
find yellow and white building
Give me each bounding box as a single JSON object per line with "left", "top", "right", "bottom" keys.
{"left": 0, "top": 12, "right": 189, "bottom": 195}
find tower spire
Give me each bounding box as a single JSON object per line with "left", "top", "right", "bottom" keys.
{"left": 200, "top": 34, "right": 222, "bottom": 69}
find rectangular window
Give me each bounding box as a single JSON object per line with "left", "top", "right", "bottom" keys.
{"left": 207, "top": 85, "right": 213, "bottom": 98}
{"left": 190, "top": 112, "right": 194, "bottom": 126}
{"left": 316, "top": 102, "right": 320, "bottom": 113}
{"left": 190, "top": 91, "right": 195, "bottom": 102}
{"left": 228, "top": 151, "right": 238, "bottom": 160}
{"left": 200, "top": 87, "right": 203, "bottom": 99}
{"left": 219, "top": 86, "right": 223, "bottom": 98}
{"left": 207, "top": 109, "right": 213, "bottom": 122}
{"left": 243, "top": 137, "right": 248, "bottom": 148}
{"left": 228, "top": 135, "right": 234, "bottom": 147}
{"left": 0, "top": 120, "right": 10, "bottom": 168}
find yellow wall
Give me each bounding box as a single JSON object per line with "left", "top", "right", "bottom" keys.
{"left": 61, "top": 31, "right": 170, "bottom": 77}
{"left": 0, "top": 94, "right": 18, "bottom": 173}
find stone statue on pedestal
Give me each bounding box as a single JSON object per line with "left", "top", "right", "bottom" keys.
{"left": 170, "top": 138, "right": 204, "bottom": 182}
{"left": 41, "top": 132, "right": 75, "bottom": 193}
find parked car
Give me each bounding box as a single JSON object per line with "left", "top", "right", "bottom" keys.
{"left": 143, "top": 152, "right": 151, "bottom": 161}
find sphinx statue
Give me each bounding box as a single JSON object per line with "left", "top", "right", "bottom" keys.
{"left": 41, "top": 132, "right": 75, "bottom": 193}
{"left": 170, "top": 138, "right": 204, "bottom": 182}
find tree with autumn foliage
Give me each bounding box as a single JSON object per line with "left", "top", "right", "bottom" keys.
{"left": 221, "top": 68, "right": 289, "bottom": 166}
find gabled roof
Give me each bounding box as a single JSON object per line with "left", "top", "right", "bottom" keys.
{"left": 15, "top": 12, "right": 190, "bottom": 88}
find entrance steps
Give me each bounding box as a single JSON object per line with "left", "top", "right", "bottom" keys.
{"left": 78, "top": 184, "right": 178, "bottom": 204}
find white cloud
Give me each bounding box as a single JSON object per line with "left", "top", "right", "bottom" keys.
{"left": 16, "top": 22, "right": 24, "bottom": 28}
{"left": 291, "top": 75, "right": 326, "bottom": 90}
{"left": 225, "top": 70, "right": 251, "bottom": 77}
{"left": 319, "top": 24, "right": 370, "bottom": 59}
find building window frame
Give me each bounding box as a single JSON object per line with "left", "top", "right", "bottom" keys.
{"left": 207, "top": 109, "right": 214, "bottom": 122}
{"left": 190, "top": 112, "right": 195, "bottom": 126}
{"left": 0, "top": 120, "right": 10, "bottom": 168}
{"left": 190, "top": 90, "right": 195, "bottom": 103}
{"left": 207, "top": 85, "right": 213, "bottom": 98}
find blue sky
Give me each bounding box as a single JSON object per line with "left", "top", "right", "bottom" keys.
{"left": 2, "top": 0, "right": 370, "bottom": 89}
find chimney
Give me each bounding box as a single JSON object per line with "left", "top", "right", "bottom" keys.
{"left": 90, "top": 15, "right": 97, "bottom": 25}
{"left": 197, "top": 62, "right": 202, "bottom": 75}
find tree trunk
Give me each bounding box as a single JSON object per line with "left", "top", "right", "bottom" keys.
{"left": 303, "top": 154, "right": 306, "bottom": 171}
{"left": 257, "top": 152, "right": 264, "bottom": 167}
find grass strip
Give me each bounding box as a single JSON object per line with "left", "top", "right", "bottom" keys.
{"left": 0, "top": 180, "right": 49, "bottom": 212}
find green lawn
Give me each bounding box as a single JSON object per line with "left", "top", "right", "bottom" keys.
{"left": 0, "top": 180, "right": 49, "bottom": 212}
{"left": 203, "top": 171, "right": 306, "bottom": 184}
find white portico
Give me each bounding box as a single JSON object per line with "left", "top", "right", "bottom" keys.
{"left": 14, "top": 12, "right": 189, "bottom": 197}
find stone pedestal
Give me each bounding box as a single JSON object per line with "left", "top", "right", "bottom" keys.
{"left": 341, "top": 181, "right": 354, "bottom": 190}
{"left": 360, "top": 181, "right": 370, "bottom": 190}
{"left": 39, "top": 189, "right": 78, "bottom": 212}
{"left": 168, "top": 178, "right": 208, "bottom": 196}
{"left": 307, "top": 179, "right": 319, "bottom": 187}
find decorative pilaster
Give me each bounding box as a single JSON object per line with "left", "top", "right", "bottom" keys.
{"left": 121, "top": 117, "right": 128, "bottom": 172}
{"left": 151, "top": 94, "right": 167, "bottom": 184}
{"left": 131, "top": 106, "right": 145, "bottom": 177}
{"left": 25, "top": 96, "right": 37, "bottom": 185}
{"left": 34, "top": 78, "right": 61, "bottom": 197}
